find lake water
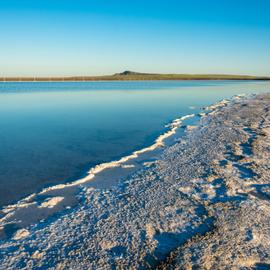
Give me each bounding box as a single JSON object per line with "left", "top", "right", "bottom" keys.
{"left": 0, "top": 80, "right": 269, "bottom": 207}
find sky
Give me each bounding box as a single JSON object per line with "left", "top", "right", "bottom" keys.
{"left": 0, "top": 0, "right": 270, "bottom": 76}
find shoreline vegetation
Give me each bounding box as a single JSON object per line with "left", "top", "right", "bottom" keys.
{"left": 0, "top": 71, "right": 270, "bottom": 82}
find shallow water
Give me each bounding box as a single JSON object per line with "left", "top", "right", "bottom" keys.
{"left": 0, "top": 80, "right": 269, "bottom": 207}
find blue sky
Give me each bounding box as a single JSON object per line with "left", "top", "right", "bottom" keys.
{"left": 0, "top": 0, "right": 270, "bottom": 76}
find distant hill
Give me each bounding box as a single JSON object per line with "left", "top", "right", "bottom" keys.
{"left": 0, "top": 71, "right": 269, "bottom": 82}
{"left": 114, "top": 70, "right": 156, "bottom": 76}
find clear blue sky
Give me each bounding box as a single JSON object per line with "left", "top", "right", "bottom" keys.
{"left": 0, "top": 0, "right": 270, "bottom": 76}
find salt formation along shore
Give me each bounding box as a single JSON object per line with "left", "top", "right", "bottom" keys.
{"left": 1, "top": 93, "right": 270, "bottom": 269}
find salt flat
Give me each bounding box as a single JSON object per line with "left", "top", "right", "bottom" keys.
{"left": 1, "top": 93, "right": 270, "bottom": 269}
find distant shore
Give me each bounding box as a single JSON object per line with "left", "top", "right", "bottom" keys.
{"left": 1, "top": 71, "right": 269, "bottom": 82}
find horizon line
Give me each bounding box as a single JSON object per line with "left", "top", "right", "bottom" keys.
{"left": 0, "top": 71, "right": 270, "bottom": 82}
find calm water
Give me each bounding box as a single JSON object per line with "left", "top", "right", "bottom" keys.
{"left": 0, "top": 80, "right": 269, "bottom": 207}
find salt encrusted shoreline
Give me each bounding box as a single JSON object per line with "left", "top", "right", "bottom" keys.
{"left": 1, "top": 93, "right": 270, "bottom": 269}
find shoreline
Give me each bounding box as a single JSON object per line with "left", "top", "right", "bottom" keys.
{"left": 1, "top": 93, "right": 270, "bottom": 269}
{"left": 0, "top": 73, "right": 269, "bottom": 83}
{"left": 0, "top": 96, "right": 233, "bottom": 241}
{"left": 0, "top": 111, "right": 201, "bottom": 239}
{"left": 0, "top": 79, "right": 269, "bottom": 83}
